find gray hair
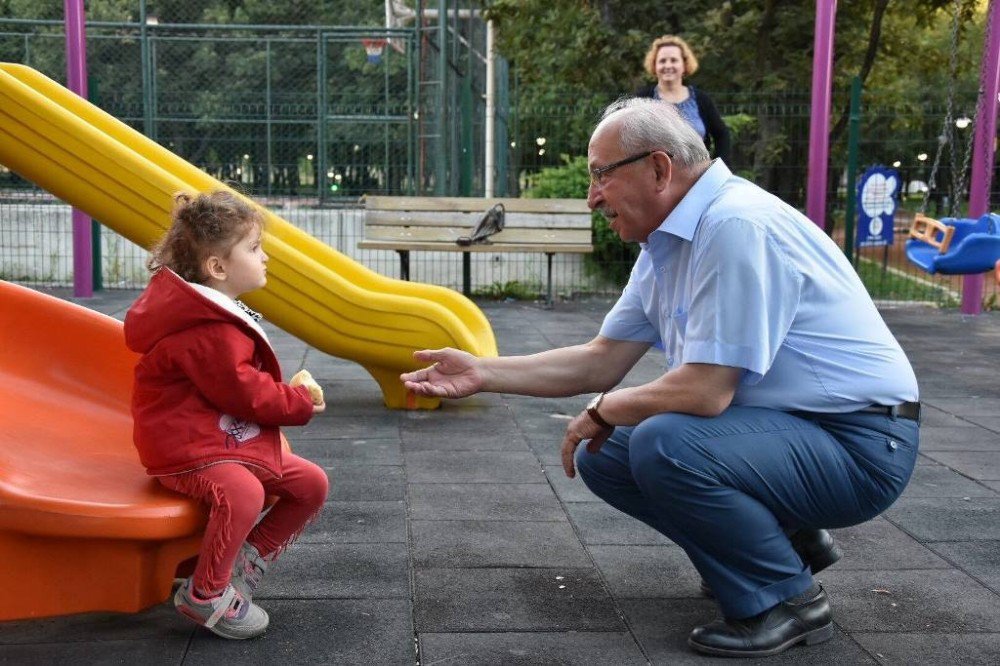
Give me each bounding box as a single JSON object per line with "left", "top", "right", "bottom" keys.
{"left": 595, "top": 97, "right": 710, "bottom": 169}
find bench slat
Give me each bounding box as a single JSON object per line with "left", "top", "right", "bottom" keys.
{"left": 364, "top": 226, "right": 591, "bottom": 245}
{"left": 364, "top": 210, "right": 592, "bottom": 229}
{"left": 364, "top": 195, "right": 590, "bottom": 214}
{"left": 359, "top": 240, "right": 594, "bottom": 253}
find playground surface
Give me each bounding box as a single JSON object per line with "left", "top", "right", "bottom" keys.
{"left": 2, "top": 288, "right": 999, "bottom": 665}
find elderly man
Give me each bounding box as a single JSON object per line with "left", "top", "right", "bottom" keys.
{"left": 401, "top": 97, "right": 919, "bottom": 658}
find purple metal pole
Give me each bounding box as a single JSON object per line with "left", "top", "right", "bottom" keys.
{"left": 961, "top": 0, "right": 1000, "bottom": 315}
{"left": 805, "top": 0, "right": 837, "bottom": 229}
{"left": 64, "top": 0, "right": 92, "bottom": 297}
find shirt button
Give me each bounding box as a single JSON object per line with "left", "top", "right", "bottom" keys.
{"left": 888, "top": 440, "right": 898, "bottom": 451}
{"left": 667, "top": 356, "right": 674, "bottom": 366}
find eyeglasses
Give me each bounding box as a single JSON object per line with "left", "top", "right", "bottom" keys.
{"left": 589, "top": 150, "right": 670, "bottom": 188}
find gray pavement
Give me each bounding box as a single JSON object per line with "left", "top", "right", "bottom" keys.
{"left": 2, "top": 288, "right": 999, "bottom": 665}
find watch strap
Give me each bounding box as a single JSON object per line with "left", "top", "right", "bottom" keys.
{"left": 586, "top": 394, "right": 612, "bottom": 429}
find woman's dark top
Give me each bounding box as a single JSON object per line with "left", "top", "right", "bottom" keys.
{"left": 634, "top": 83, "right": 731, "bottom": 163}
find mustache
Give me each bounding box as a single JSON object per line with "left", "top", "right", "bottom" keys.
{"left": 597, "top": 207, "right": 617, "bottom": 221}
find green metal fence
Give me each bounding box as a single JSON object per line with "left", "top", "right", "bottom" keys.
{"left": 1, "top": 5, "right": 998, "bottom": 307}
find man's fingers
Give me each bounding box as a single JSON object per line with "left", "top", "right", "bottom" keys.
{"left": 403, "top": 380, "right": 448, "bottom": 397}
{"left": 585, "top": 428, "right": 611, "bottom": 453}
{"left": 561, "top": 435, "right": 578, "bottom": 478}
{"left": 412, "top": 348, "right": 445, "bottom": 364}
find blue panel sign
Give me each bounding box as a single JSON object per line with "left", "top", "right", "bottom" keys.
{"left": 856, "top": 166, "right": 899, "bottom": 248}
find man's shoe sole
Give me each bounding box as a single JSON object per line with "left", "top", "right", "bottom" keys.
{"left": 688, "top": 621, "right": 834, "bottom": 657}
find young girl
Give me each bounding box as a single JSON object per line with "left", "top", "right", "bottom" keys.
{"left": 125, "top": 191, "right": 329, "bottom": 640}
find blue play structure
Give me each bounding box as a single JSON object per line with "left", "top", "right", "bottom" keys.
{"left": 906, "top": 213, "right": 1000, "bottom": 275}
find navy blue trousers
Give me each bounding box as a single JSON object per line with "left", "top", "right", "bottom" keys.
{"left": 576, "top": 406, "right": 919, "bottom": 618}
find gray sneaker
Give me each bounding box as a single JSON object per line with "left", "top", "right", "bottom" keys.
{"left": 231, "top": 542, "right": 269, "bottom": 600}
{"left": 174, "top": 577, "right": 269, "bottom": 640}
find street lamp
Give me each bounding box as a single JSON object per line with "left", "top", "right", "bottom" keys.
{"left": 955, "top": 116, "right": 972, "bottom": 130}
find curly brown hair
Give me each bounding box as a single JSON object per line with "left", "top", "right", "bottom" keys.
{"left": 643, "top": 35, "right": 699, "bottom": 79}
{"left": 147, "top": 191, "right": 263, "bottom": 282}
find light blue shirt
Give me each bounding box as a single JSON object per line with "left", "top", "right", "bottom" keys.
{"left": 600, "top": 160, "right": 918, "bottom": 412}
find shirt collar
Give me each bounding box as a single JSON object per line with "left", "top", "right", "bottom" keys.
{"left": 649, "top": 159, "right": 731, "bottom": 243}
{"left": 188, "top": 280, "right": 270, "bottom": 344}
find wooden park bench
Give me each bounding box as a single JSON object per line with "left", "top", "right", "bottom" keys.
{"left": 360, "top": 196, "right": 593, "bottom": 306}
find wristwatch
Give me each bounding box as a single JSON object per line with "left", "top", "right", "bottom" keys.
{"left": 586, "top": 392, "right": 612, "bottom": 429}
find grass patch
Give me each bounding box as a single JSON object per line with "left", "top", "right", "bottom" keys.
{"left": 472, "top": 280, "right": 543, "bottom": 301}
{"left": 856, "top": 258, "right": 958, "bottom": 305}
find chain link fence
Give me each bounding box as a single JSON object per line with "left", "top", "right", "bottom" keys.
{"left": 1, "top": 3, "right": 998, "bottom": 306}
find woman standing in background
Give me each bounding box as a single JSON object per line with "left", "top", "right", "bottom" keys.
{"left": 635, "top": 35, "right": 731, "bottom": 163}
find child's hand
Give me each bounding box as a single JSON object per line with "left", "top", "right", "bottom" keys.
{"left": 290, "top": 369, "right": 324, "bottom": 406}
{"left": 312, "top": 401, "right": 326, "bottom": 414}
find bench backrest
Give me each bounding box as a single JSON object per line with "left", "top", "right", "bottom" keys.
{"left": 363, "top": 196, "right": 593, "bottom": 248}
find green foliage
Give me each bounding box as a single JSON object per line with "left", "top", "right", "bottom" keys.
{"left": 523, "top": 154, "right": 589, "bottom": 199}
{"left": 472, "top": 280, "right": 542, "bottom": 301}
{"left": 590, "top": 213, "right": 638, "bottom": 286}
{"left": 523, "top": 154, "right": 637, "bottom": 286}
{"left": 856, "top": 258, "right": 958, "bottom": 306}
{"left": 490, "top": 0, "right": 983, "bottom": 205}
{"left": 983, "top": 291, "right": 998, "bottom": 311}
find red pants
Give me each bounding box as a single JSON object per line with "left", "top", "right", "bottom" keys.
{"left": 159, "top": 453, "right": 328, "bottom": 596}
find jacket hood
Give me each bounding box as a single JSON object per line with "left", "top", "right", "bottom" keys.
{"left": 125, "top": 268, "right": 268, "bottom": 354}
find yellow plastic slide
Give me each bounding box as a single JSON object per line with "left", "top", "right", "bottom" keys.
{"left": 0, "top": 63, "right": 497, "bottom": 409}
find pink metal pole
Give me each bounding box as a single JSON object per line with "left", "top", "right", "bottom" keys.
{"left": 64, "top": 0, "right": 92, "bottom": 297}
{"left": 805, "top": 0, "right": 837, "bottom": 229}
{"left": 961, "top": 0, "right": 1000, "bottom": 315}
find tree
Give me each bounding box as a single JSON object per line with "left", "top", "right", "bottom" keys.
{"left": 487, "top": 0, "right": 983, "bottom": 207}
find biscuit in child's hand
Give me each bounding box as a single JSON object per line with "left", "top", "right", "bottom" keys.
{"left": 290, "top": 369, "right": 324, "bottom": 405}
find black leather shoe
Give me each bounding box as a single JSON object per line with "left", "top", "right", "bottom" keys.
{"left": 688, "top": 585, "right": 834, "bottom": 657}
{"left": 699, "top": 529, "right": 842, "bottom": 597}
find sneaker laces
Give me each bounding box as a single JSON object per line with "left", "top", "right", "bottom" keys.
{"left": 241, "top": 559, "right": 264, "bottom": 591}
{"left": 237, "top": 546, "right": 268, "bottom": 593}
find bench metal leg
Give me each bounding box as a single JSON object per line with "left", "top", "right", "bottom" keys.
{"left": 397, "top": 250, "right": 410, "bottom": 281}
{"left": 462, "top": 252, "right": 471, "bottom": 297}
{"left": 546, "top": 252, "right": 554, "bottom": 308}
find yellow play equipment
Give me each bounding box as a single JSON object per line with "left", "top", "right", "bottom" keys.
{"left": 0, "top": 63, "right": 497, "bottom": 410}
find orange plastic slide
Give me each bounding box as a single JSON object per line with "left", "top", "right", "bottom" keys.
{"left": 0, "top": 62, "right": 497, "bottom": 410}
{"left": 0, "top": 280, "right": 205, "bottom": 620}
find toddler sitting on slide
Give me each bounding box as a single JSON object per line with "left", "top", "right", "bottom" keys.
{"left": 125, "top": 191, "right": 328, "bottom": 639}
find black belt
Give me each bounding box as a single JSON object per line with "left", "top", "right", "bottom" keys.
{"left": 857, "top": 401, "right": 921, "bottom": 421}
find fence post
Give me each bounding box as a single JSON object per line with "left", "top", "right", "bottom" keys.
{"left": 962, "top": 0, "right": 1000, "bottom": 315}
{"left": 88, "top": 73, "right": 102, "bottom": 291}
{"left": 64, "top": 0, "right": 92, "bottom": 297}
{"left": 434, "top": 0, "right": 448, "bottom": 195}
{"left": 805, "top": 0, "right": 837, "bottom": 230}
{"left": 843, "top": 75, "right": 861, "bottom": 264}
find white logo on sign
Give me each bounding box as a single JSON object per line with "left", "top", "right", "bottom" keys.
{"left": 860, "top": 172, "right": 898, "bottom": 219}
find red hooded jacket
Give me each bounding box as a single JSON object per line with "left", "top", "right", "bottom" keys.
{"left": 124, "top": 269, "right": 313, "bottom": 477}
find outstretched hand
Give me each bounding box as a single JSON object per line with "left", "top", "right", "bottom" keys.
{"left": 400, "top": 348, "right": 484, "bottom": 399}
